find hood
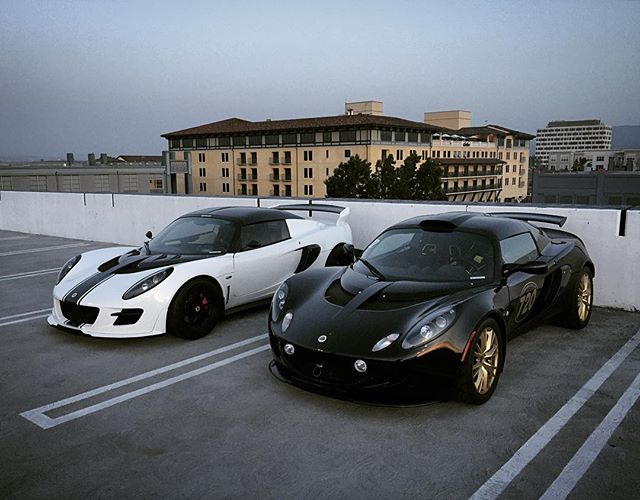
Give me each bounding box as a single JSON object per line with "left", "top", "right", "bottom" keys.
{"left": 280, "top": 266, "right": 477, "bottom": 358}
{"left": 98, "top": 248, "right": 211, "bottom": 274}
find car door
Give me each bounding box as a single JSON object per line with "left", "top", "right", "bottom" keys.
{"left": 500, "top": 231, "right": 548, "bottom": 333}
{"left": 229, "top": 220, "right": 301, "bottom": 307}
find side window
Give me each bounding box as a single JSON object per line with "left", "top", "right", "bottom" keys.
{"left": 239, "top": 220, "right": 290, "bottom": 250}
{"left": 499, "top": 232, "right": 538, "bottom": 264}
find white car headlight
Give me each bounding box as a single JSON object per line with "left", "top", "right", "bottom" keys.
{"left": 401, "top": 307, "right": 457, "bottom": 350}
{"left": 122, "top": 268, "right": 173, "bottom": 300}
{"left": 57, "top": 255, "right": 81, "bottom": 284}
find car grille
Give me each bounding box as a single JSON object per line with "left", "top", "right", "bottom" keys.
{"left": 60, "top": 301, "right": 99, "bottom": 326}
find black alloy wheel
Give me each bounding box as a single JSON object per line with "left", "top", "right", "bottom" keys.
{"left": 167, "top": 278, "right": 221, "bottom": 340}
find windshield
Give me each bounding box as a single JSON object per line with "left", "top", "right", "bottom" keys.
{"left": 148, "top": 217, "right": 236, "bottom": 255}
{"left": 357, "top": 228, "right": 495, "bottom": 283}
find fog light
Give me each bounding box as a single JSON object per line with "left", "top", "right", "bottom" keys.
{"left": 284, "top": 343, "right": 295, "bottom": 355}
{"left": 354, "top": 359, "right": 367, "bottom": 373}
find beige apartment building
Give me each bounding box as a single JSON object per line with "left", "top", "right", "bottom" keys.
{"left": 162, "top": 103, "right": 533, "bottom": 202}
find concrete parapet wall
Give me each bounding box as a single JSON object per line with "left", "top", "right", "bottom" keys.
{"left": 1, "top": 191, "right": 638, "bottom": 311}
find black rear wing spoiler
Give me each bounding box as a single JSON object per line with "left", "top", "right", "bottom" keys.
{"left": 274, "top": 203, "right": 350, "bottom": 226}
{"left": 491, "top": 212, "right": 567, "bottom": 227}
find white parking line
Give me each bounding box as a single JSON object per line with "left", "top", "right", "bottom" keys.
{"left": 0, "top": 243, "right": 90, "bottom": 257}
{"left": 470, "top": 328, "right": 640, "bottom": 500}
{"left": 20, "top": 334, "right": 269, "bottom": 429}
{"left": 0, "top": 308, "right": 52, "bottom": 327}
{"left": 0, "top": 235, "right": 30, "bottom": 241}
{"left": 0, "top": 268, "right": 59, "bottom": 282}
{"left": 539, "top": 369, "right": 640, "bottom": 500}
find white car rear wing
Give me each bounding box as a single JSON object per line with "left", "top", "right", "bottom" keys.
{"left": 274, "top": 203, "right": 350, "bottom": 227}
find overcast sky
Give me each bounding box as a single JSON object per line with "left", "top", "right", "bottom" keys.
{"left": 1, "top": 0, "right": 639, "bottom": 159}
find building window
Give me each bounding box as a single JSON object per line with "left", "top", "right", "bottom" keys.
{"left": 221, "top": 167, "right": 229, "bottom": 177}
{"left": 303, "top": 150, "right": 313, "bottom": 161}
{"left": 221, "top": 152, "right": 229, "bottom": 162}
{"left": 325, "top": 150, "right": 329, "bottom": 159}
{"left": 284, "top": 185, "right": 292, "bottom": 197}
{"left": 170, "top": 139, "right": 181, "bottom": 149}
{"left": 344, "top": 149, "right": 351, "bottom": 158}
{"left": 395, "top": 132, "right": 406, "bottom": 142}
{"left": 199, "top": 167, "right": 206, "bottom": 176}
{"left": 94, "top": 175, "right": 109, "bottom": 192}
{"left": 408, "top": 132, "right": 418, "bottom": 143}
{"left": 396, "top": 150, "right": 404, "bottom": 160}
{"left": 265, "top": 134, "right": 279, "bottom": 146}
{"left": 250, "top": 152, "right": 257, "bottom": 165}
{"left": 304, "top": 168, "right": 313, "bottom": 179}
{"left": 199, "top": 182, "right": 207, "bottom": 191}
{"left": 326, "top": 168, "right": 329, "bottom": 176}
{"left": 284, "top": 151, "right": 292, "bottom": 164}
{"left": 249, "top": 135, "right": 261, "bottom": 146}
{"left": 272, "top": 185, "right": 280, "bottom": 196}
{"left": 323, "top": 132, "right": 332, "bottom": 143}
{"left": 300, "top": 133, "right": 315, "bottom": 144}
{"left": 251, "top": 184, "right": 258, "bottom": 196}
{"left": 222, "top": 182, "right": 230, "bottom": 193}
{"left": 182, "top": 138, "right": 194, "bottom": 148}
{"left": 198, "top": 153, "right": 206, "bottom": 162}
{"left": 381, "top": 131, "right": 393, "bottom": 142}
{"left": 304, "top": 185, "right": 314, "bottom": 196}
{"left": 339, "top": 130, "right": 356, "bottom": 143}
{"left": 240, "top": 184, "right": 247, "bottom": 195}
{"left": 282, "top": 133, "right": 297, "bottom": 145}
{"left": 120, "top": 175, "right": 138, "bottom": 192}
{"left": 149, "top": 179, "right": 163, "bottom": 192}
{"left": 382, "top": 149, "right": 388, "bottom": 160}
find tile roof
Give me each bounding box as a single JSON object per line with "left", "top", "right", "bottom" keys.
{"left": 162, "top": 115, "right": 445, "bottom": 138}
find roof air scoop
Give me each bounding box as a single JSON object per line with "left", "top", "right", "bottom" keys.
{"left": 419, "top": 220, "right": 456, "bottom": 232}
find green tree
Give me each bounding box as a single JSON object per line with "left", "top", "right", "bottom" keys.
{"left": 325, "top": 155, "right": 374, "bottom": 198}
{"left": 393, "top": 153, "right": 421, "bottom": 199}
{"left": 572, "top": 157, "right": 589, "bottom": 172}
{"left": 371, "top": 154, "right": 397, "bottom": 199}
{"left": 415, "top": 159, "right": 447, "bottom": 200}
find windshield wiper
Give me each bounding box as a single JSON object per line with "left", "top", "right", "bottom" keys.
{"left": 359, "top": 258, "right": 385, "bottom": 280}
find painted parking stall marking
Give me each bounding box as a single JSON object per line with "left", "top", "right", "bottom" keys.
{"left": 20, "top": 334, "right": 269, "bottom": 429}
{"left": 0, "top": 308, "right": 52, "bottom": 327}
{"left": 0, "top": 243, "right": 90, "bottom": 257}
{"left": 0, "top": 268, "right": 59, "bottom": 282}
{"left": 470, "top": 328, "right": 640, "bottom": 500}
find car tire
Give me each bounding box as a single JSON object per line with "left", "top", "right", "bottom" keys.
{"left": 167, "top": 278, "right": 221, "bottom": 340}
{"left": 455, "top": 318, "right": 504, "bottom": 404}
{"left": 563, "top": 266, "right": 593, "bottom": 329}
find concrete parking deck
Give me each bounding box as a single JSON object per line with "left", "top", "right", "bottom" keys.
{"left": 1, "top": 229, "right": 638, "bottom": 499}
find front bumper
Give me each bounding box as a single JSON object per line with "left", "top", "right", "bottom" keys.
{"left": 269, "top": 330, "right": 459, "bottom": 394}
{"left": 48, "top": 297, "right": 167, "bottom": 338}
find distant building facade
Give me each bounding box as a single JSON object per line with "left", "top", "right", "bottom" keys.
{"left": 545, "top": 149, "right": 640, "bottom": 172}
{"left": 532, "top": 171, "right": 640, "bottom": 206}
{"left": 0, "top": 154, "right": 187, "bottom": 194}
{"left": 535, "top": 119, "right": 612, "bottom": 167}
{"left": 162, "top": 102, "right": 533, "bottom": 202}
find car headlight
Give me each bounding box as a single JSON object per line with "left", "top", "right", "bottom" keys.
{"left": 271, "top": 282, "right": 289, "bottom": 322}
{"left": 122, "top": 268, "right": 173, "bottom": 300}
{"left": 401, "top": 307, "right": 457, "bottom": 350}
{"left": 57, "top": 255, "right": 81, "bottom": 284}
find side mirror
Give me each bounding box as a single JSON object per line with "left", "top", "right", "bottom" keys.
{"left": 145, "top": 231, "right": 153, "bottom": 239}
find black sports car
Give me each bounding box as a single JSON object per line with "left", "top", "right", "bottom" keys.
{"left": 268, "top": 211, "right": 594, "bottom": 404}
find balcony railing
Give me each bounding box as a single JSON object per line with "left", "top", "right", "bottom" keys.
{"left": 236, "top": 159, "right": 247, "bottom": 166}
{"left": 441, "top": 170, "right": 500, "bottom": 178}
{"left": 446, "top": 184, "right": 500, "bottom": 194}
{"left": 269, "top": 158, "right": 280, "bottom": 165}
{"left": 520, "top": 157, "right": 527, "bottom": 163}
{"left": 237, "top": 174, "right": 258, "bottom": 181}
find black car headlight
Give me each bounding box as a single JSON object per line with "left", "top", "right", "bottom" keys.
{"left": 271, "top": 282, "right": 289, "bottom": 322}
{"left": 122, "top": 268, "right": 173, "bottom": 300}
{"left": 57, "top": 255, "right": 81, "bottom": 284}
{"left": 402, "top": 307, "right": 457, "bottom": 350}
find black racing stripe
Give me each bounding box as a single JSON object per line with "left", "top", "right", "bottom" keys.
{"left": 63, "top": 272, "right": 111, "bottom": 305}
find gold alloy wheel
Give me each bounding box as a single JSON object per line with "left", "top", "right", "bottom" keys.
{"left": 577, "top": 272, "right": 593, "bottom": 322}
{"left": 472, "top": 327, "right": 500, "bottom": 395}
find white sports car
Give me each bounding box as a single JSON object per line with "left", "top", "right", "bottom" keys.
{"left": 48, "top": 204, "right": 353, "bottom": 339}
